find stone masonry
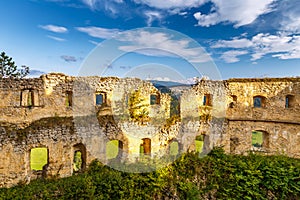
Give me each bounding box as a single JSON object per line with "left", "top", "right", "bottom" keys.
{"left": 0, "top": 73, "right": 299, "bottom": 187}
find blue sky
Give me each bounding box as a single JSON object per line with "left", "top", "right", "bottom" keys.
{"left": 0, "top": 0, "right": 300, "bottom": 80}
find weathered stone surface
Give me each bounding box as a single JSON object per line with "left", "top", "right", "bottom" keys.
{"left": 0, "top": 73, "right": 299, "bottom": 187}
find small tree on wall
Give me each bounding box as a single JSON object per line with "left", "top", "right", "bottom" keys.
{"left": 0, "top": 52, "right": 29, "bottom": 78}
{"left": 128, "top": 89, "right": 149, "bottom": 123}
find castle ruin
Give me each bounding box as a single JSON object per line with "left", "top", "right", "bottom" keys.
{"left": 0, "top": 73, "right": 299, "bottom": 187}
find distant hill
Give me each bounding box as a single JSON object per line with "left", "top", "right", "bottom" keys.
{"left": 150, "top": 80, "right": 192, "bottom": 88}
{"left": 27, "top": 70, "right": 46, "bottom": 78}
{"left": 150, "top": 80, "right": 193, "bottom": 94}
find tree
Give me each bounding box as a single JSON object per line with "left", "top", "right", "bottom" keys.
{"left": 0, "top": 52, "right": 29, "bottom": 78}
{"left": 128, "top": 89, "right": 149, "bottom": 123}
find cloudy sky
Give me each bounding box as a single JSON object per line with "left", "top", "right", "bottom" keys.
{"left": 0, "top": 0, "right": 300, "bottom": 80}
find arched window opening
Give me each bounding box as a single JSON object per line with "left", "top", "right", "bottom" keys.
{"left": 73, "top": 151, "right": 82, "bottom": 172}
{"left": 203, "top": 94, "right": 212, "bottom": 106}
{"left": 252, "top": 131, "right": 269, "bottom": 150}
{"left": 229, "top": 95, "right": 237, "bottom": 108}
{"left": 21, "top": 89, "right": 37, "bottom": 107}
{"left": 95, "top": 92, "right": 106, "bottom": 105}
{"left": 66, "top": 91, "right": 73, "bottom": 107}
{"left": 73, "top": 143, "right": 86, "bottom": 172}
{"left": 253, "top": 96, "right": 266, "bottom": 108}
{"left": 140, "top": 138, "right": 151, "bottom": 156}
{"left": 170, "top": 94, "right": 180, "bottom": 118}
{"left": 150, "top": 94, "right": 160, "bottom": 105}
{"left": 169, "top": 140, "right": 179, "bottom": 156}
{"left": 30, "top": 147, "right": 48, "bottom": 171}
{"left": 125, "top": 94, "right": 129, "bottom": 106}
{"left": 106, "top": 140, "right": 123, "bottom": 159}
{"left": 285, "top": 95, "right": 295, "bottom": 108}
{"left": 195, "top": 135, "right": 204, "bottom": 153}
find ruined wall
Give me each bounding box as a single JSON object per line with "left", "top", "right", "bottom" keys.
{"left": 179, "top": 80, "right": 227, "bottom": 154}
{"left": 0, "top": 73, "right": 176, "bottom": 186}
{"left": 224, "top": 78, "right": 300, "bottom": 157}
{"left": 0, "top": 116, "right": 112, "bottom": 187}
{"left": 0, "top": 74, "right": 299, "bottom": 187}
{"left": 0, "top": 73, "right": 75, "bottom": 126}
{"left": 226, "top": 78, "right": 300, "bottom": 123}
{"left": 227, "top": 121, "right": 300, "bottom": 157}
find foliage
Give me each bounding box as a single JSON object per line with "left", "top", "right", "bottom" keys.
{"left": 252, "top": 131, "right": 263, "bottom": 147}
{"left": 0, "top": 148, "right": 299, "bottom": 199}
{"left": 106, "top": 140, "right": 119, "bottom": 159}
{"left": 128, "top": 89, "right": 149, "bottom": 123}
{"left": 30, "top": 148, "right": 48, "bottom": 170}
{"left": 165, "top": 115, "right": 180, "bottom": 128}
{"left": 170, "top": 94, "right": 180, "bottom": 117}
{"left": 195, "top": 140, "right": 204, "bottom": 152}
{"left": 73, "top": 151, "right": 82, "bottom": 172}
{"left": 199, "top": 105, "right": 212, "bottom": 122}
{"left": 0, "top": 52, "right": 29, "bottom": 78}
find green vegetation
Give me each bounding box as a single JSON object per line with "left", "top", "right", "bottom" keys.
{"left": 170, "top": 94, "right": 180, "bottom": 117}
{"left": 73, "top": 151, "right": 82, "bottom": 172}
{"left": 1, "top": 148, "right": 299, "bottom": 199}
{"left": 30, "top": 148, "right": 48, "bottom": 170}
{"left": 106, "top": 140, "right": 119, "bottom": 159}
{"left": 128, "top": 89, "right": 149, "bottom": 123}
{"left": 169, "top": 141, "right": 179, "bottom": 155}
{"left": 0, "top": 51, "right": 29, "bottom": 78}
{"left": 199, "top": 105, "right": 212, "bottom": 122}
{"left": 195, "top": 135, "right": 204, "bottom": 152}
{"left": 252, "top": 131, "right": 263, "bottom": 147}
{"left": 195, "top": 140, "right": 204, "bottom": 152}
{"left": 139, "top": 145, "right": 144, "bottom": 155}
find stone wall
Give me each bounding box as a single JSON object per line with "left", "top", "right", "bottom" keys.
{"left": 224, "top": 78, "right": 300, "bottom": 157}
{"left": 0, "top": 74, "right": 299, "bottom": 187}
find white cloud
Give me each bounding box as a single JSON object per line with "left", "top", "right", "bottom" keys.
{"left": 117, "top": 30, "right": 211, "bottom": 63}
{"left": 220, "top": 50, "right": 248, "bottom": 63}
{"left": 146, "top": 76, "right": 197, "bottom": 84}
{"left": 81, "top": 0, "right": 98, "bottom": 9}
{"left": 81, "top": 0, "right": 123, "bottom": 10}
{"left": 272, "top": 51, "right": 300, "bottom": 59}
{"left": 61, "top": 55, "right": 77, "bottom": 62}
{"left": 178, "top": 12, "right": 188, "bottom": 16}
{"left": 194, "top": 0, "right": 275, "bottom": 27}
{"left": 212, "top": 38, "right": 253, "bottom": 48}
{"left": 47, "top": 35, "right": 66, "bottom": 42}
{"left": 193, "top": 12, "right": 219, "bottom": 27}
{"left": 39, "top": 25, "right": 68, "bottom": 33}
{"left": 144, "top": 11, "right": 163, "bottom": 26}
{"left": 81, "top": 0, "right": 206, "bottom": 12}
{"left": 76, "top": 28, "right": 211, "bottom": 63}
{"left": 251, "top": 33, "right": 300, "bottom": 60}
{"left": 133, "top": 0, "right": 207, "bottom": 10}
{"left": 278, "top": 0, "right": 300, "bottom": 34}
{"left": 147, "top": 76, "right": 171, "bottom": 82}
{"left": 283, "top": 18, "right": 300, "bottom": 33}
{"left": 177, "top": 77, "right": 198, "bottom": 84}
{"left": 76, "top": 26, "right": 120, "bottom": 39}
{"left": 212, "top": 33, "right": 300, "bottom": 61}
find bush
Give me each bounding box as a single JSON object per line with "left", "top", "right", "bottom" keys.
{"left": 0, "top": 148, "right": 299, "bottom": 199}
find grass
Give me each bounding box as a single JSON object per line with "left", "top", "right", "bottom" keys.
{"left": 252, "top": 131, "right": 263, "bottom": 147}
{"left": 30, "top": 148, "right": 48, "bottom": 170}
{"left": 106, "top": 140, "right": 119, "bottom": 159}
{"left": 170, "top": 141, "right": 179, "bottom": 155}
{"left": 195, "top": 140, "right": 204, "bottom": 152}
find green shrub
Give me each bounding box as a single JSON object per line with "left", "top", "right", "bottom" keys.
{"left": 0, "top": 148, "right": 299, "bottom": 199}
